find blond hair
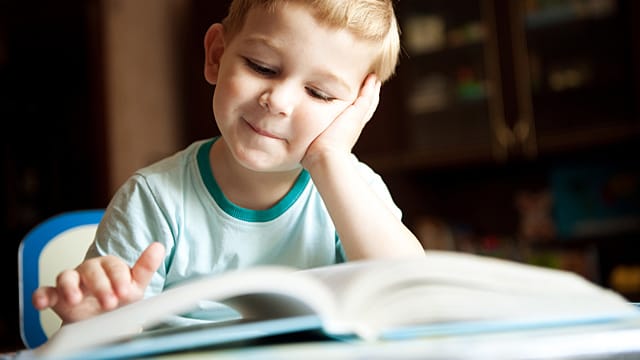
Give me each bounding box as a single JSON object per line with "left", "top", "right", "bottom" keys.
{"left": 221, "top": 0, "right": 401, "bottom": 82}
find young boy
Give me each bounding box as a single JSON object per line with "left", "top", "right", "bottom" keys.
{"left": 33, "top": 0, "right": 425, "bottom": 325}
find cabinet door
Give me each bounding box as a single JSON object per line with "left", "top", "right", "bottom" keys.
{"left": 391, "top": 0, "right": 507, "bottom": 168}
{"left": 509, "top": 0, "right": 640, "bottom": 155}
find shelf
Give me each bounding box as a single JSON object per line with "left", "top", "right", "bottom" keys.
{"left": 407, "top": 90, "right": 488, "bottom": 117}
{"left": 362, "top": 144, "right": 496, "bottom": 174}
{"left": 536, "top": 122, "right": 640, "bottom": 154}
{"left": 405, "top": 38, "right": 485, "bottom": 59}
{"left": 525, "top": 0, "right": 617, "bottom": 30}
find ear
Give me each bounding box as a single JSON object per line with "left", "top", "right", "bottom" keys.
{"left": 204, "top": 23, "right": 226, "bottom": 85}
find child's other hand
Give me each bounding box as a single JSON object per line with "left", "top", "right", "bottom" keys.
{"left": 302, "top": 74, "right": 381, "bottom": 168}
{"left": 31, "top": 242, "right": 165, "bottom": 324}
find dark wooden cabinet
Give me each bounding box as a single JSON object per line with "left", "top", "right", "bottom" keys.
{"left": 354, "top": 0, "right": 640, "bottom": 298}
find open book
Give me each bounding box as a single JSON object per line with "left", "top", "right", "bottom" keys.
{"left": 32, "top": 251, "right": 639, "bottom": 359}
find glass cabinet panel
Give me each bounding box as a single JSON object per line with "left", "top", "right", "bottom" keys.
{"left": 394, "top": 0, "right": 505, "bottom": 166}
{"left": 511, "top": 0, "right": 639, "bottom": 154}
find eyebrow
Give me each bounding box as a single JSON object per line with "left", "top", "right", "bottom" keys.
{"left": 241, "top": 37, "right": 354, "bottom": 96}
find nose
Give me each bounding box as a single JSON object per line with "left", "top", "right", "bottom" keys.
{"left": 259, "top": 82, "right": 296, "bottom": 116}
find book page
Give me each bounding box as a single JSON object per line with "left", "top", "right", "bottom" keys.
{"left": 35, "top": 266, "right": 336, "bottom": 358}
{"left": 301, "top": 251, "right": 639, "bottom": 339}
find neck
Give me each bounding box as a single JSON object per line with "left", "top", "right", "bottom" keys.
{"left": 209, "top": 139, "right": 302, "bottom": 210}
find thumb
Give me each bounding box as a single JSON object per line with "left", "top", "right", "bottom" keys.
{"left": 131, "top": 242, "right": 165, "bottom": 289}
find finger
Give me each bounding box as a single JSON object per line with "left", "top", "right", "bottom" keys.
{"left": 359, "top": 73, "right": 379, "bottom": 96}
{"left": 56, "top": 269, "right": 84, "bottom": 305}
{"left": 131, "top": 242, "right": 166, "bottom": 290}
{"left": 352, "top": 75, "right": 381, "bottom": 122}
{"left": 76, "top": 260, "right": 119, "bottom": 309}
{"left": 364, "top": 80, "right": 382, "bottom": 121}
{"left": 102, "top": 257, "right": 137, "bottom": 298}
{"left": 32, "top": 286, "right": 59, "bottom": 310}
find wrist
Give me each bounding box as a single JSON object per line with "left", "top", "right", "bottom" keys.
{"left": 302, "top": 149, "right": 351, "bottom": 176}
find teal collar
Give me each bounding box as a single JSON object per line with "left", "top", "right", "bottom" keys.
{"left": 197, "top": 138, "right": 310, "bottom": 222}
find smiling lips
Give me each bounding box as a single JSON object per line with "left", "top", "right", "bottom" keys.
{"left": 246, "top": 119, "right": 283, "bottom": 140}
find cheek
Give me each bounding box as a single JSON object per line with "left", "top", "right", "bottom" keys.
{"left": 213, "top": 73, "right": 250, "bottom": 120}
{"left": 212, "top": 89, "right": 228, "bottom": 128}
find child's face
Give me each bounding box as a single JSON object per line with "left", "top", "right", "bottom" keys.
{"left": 205, "top": 2, "right": 378, "bottom": 173}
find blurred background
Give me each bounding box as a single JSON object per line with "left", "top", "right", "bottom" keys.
{"left": 1, "top": 0, "right": 639, "bottom": 351}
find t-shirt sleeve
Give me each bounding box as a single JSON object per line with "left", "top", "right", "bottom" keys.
{"left": 353, "top": 155, "right": 403, "bottom": 220}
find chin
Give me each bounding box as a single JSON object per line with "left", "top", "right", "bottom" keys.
{"left": 244, "top": 161, "right": 303, "bottom": 174}
{"left": 234, "top": 149, "right": 301, "bottom": 174}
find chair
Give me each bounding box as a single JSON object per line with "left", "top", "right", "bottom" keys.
{"left": 18, "top": 209, "right": 104, "bottom": 349}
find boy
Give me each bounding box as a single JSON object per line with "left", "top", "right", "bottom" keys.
{"left": 33, "top": 0, "right": 425, "bottom": 325}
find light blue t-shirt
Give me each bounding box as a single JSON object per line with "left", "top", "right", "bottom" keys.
{"left": 86, "top": 137, "right": 401, "bottom": 322}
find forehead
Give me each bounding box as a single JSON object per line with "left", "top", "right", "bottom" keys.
{"left": 230, "top": 3, "right": 378, "bottom": 90}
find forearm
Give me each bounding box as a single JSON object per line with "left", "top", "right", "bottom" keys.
{"left": 305, "top": 152, "right": 424, "bottom": 260}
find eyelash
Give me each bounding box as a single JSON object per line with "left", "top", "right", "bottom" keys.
{"left": 244, "top": 58, "right": 276, "bottom": 76}
{"left": 243, "top": 57, "right": 335, "bottom": 103}
{"left": 306, "top": 88, "right": 334, "bottom": 102}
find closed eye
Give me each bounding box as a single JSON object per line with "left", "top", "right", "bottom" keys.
{"left": 244, "top": 57, "right": 277, "bottom": 76}
{"left": 243, "top": 57, "right": 335, "bottom": 102}
{"left": 306, "top": 87, "right": 335, "bottom": 102}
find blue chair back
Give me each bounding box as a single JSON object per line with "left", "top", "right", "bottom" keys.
{"left": 18, "top": 210, "right": 104, "bottom": 349}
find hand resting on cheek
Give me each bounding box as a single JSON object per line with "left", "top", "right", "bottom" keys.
{"left": 302, "top": 74, "right": 381, "bottom": 169}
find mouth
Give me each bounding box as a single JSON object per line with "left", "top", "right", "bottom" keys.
{"left": 245, "top": 119, "right": 284, "bottom": 140}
